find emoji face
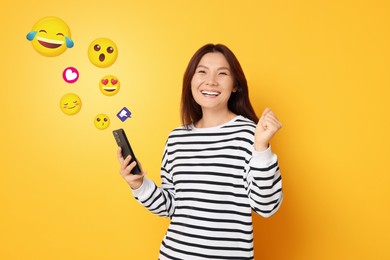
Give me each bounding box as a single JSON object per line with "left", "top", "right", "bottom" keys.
{"left": 88, "top": 38, "right": 118, "bottom": 68}
{"left": 94, "top": 114, "right": 110, "bottom": 130}
{"left": 26, "top": 16, "right": 74, "bottom": 57}
{"left": 99, "top": 75, "right": 120, "bottom": 96}
{"left": 60, "top": 93, "right": 82, "bottom": 115}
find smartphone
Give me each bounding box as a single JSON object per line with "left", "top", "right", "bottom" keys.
{"left": 113, "top": 128, "right": 141, "bottom": 174}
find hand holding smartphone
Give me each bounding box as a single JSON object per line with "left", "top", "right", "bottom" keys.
{"left": 113, "top": 128, "right": 141, "bottom": 174}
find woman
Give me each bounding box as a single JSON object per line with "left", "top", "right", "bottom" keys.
{"left": 117, "top": 43, "right": 283, "bottom": 259}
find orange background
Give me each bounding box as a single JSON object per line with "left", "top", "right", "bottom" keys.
{"left": 1, "top": 0, "right": 389, "bottom": 259}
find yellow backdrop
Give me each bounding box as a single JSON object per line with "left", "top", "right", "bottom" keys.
{"left": 1, "top": 0, "right": 389, "bottom": 259}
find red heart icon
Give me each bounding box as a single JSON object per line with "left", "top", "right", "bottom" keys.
{"left": 101, "top": 79, "right": 108, "bottom": 85}
{"left": 111, "top": 78, "right": 118, "bottom": 85}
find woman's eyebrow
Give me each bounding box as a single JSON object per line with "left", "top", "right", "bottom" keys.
{"left": 196, "top": 65, "right": 231, "bottom": 71}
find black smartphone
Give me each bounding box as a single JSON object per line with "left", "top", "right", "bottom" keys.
{"left": 113, "top": 128, "right": 141, "bottom": 174}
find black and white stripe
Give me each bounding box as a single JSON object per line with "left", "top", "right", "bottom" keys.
{"left": 133, "top": 116, "right": 283, "bottom": 259}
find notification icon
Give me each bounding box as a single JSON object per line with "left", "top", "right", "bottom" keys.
{"left": 62, "top": 67, "right": 79, "bottom": 83}
{"left": 117, "top": 107, "right": 131, "bottom": 122}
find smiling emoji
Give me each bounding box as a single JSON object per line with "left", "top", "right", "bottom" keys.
{"left": 26, "top": 16, "right": 74, "bottom": 57}
{"left": 60, "top": 93, "right": 82, "bottom": 115}
{"left": 99, "top": 75, "right": 120, "bottom": 96}
{"left": 88, "top": 38, "right": 118, "bottom": 68}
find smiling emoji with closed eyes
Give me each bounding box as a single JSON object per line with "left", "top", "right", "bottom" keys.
{"left": 59, "top": 93, "right": 82, "bottom": 115}
{"left": 99, "top": 75, "right": 120, "bottom": 96}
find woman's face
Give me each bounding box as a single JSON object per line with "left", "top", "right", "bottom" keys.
{"left": 191, "top": 52, "right": 236, "bottom": 113}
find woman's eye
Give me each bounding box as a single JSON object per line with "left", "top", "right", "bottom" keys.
{"left": 219, "top": 71, "right": 228, "bottom": 75}
{"left": 197, "top": 70, "right": 206, "bottom": 74}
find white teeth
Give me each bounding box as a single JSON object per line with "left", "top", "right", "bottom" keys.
{"left": 36, "top": 36, "right": 64, "bottom": 45}
{"left": 201, "top": 91, "right": 220, "bottom": 96}
{"left": 104, "top": 87, "right": 117, "bottom": 91}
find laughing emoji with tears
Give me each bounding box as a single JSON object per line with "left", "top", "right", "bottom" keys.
{"left": 26, "top": 16, "right": 74, "bottom": 57}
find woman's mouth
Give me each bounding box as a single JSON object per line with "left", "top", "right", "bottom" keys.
{"left": 201, "top": 90, "right": 220, "bottom": 96}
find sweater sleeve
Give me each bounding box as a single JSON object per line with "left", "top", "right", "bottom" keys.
{"left": 131, "top": 142, "right": 176, "bottom": 218}
{"left": 244, "top": 145, "right": 283, "bottom": 218}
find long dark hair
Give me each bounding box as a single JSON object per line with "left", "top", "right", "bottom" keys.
{"left": 181, "top": 43, "right": 259, "bottom": 126}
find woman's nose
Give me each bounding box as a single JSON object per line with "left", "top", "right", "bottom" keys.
{"left": 206, "top": 73, "right": 218, "bottom": 86}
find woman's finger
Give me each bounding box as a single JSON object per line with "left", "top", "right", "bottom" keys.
{"left": 264, "top": 114, "right": 282, "bottom": 129}
{"left": 117, "top": 147, "right": 124, "bottom": 163}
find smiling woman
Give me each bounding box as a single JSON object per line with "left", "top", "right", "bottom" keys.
{"left": 116, "top": 43, "right": 283, "bottom": 259}
{"left": 190, "top": 52, "right": 237, "bottom": 124}
{"left": 181, "top": 44, "right": 259, "bottom": 128}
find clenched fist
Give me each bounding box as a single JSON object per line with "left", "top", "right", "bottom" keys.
{"left": 254, "top": 107, "right": 282, "bottom": 151}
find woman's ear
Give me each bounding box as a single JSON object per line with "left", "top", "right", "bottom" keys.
{"left": 232, "top": 80, "right": 240, "bottom": 93}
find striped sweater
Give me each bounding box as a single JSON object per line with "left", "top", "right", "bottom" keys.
{"left": 132, "top": 115, "right": 283, "bottom": 259}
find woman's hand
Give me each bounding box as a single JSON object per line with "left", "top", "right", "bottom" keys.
{"left": 254, "top": 107, "right": 282, "bottom": 151}
{"left": 117, "top": 147, "right": 146, "bottom": 190}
